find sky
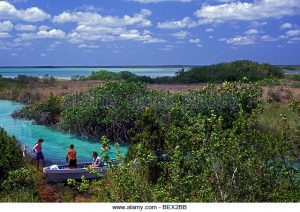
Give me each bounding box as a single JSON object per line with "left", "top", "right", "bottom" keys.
{"left": 0, "top": 0, "right": 299, "bottom": 66}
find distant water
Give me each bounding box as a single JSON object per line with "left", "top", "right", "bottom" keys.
{"left": 0, "top": 99, "right": 127, "bottom": 164}
{"left": 0, "top": 67, "right": 181, "bottom": 79}
{"left": 283, "top": 69, "right": 300, "bottom": 75}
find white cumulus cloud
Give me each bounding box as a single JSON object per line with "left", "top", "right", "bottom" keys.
{"left": 0, "top": 21, "right": 13, "bottom": 32}
{"left": 195, "top": 0, "right": 300, "bottom": 23}
{"left": 244, "top": 29, "right": 259, "bottom": 35}
{"left": 0, "top": 1, "right": 50, "bottom": 22}
{"left": 78, "top": 44, "right": 99, "bottom": 49}
{"left": 0, "top": 32, "right": 10, "bottom": 38}
{"left": 170, "top": 31, "right": 189, "bottom": 39}
{"left": 226, "top": 36, "right": 255, "bottom": 45}
{"left": 280, "top": 22, "right": 293, "bottom": 30}
{"left": 53, "top": 9, "right": 152, "bottom": 27}
{"left": 189, "top": 38, "right": 201, "bottom": 44}
{"left": 15, "top": 24, "right": 36, "bottom": 31}
{"left": 157, "top": 17, "right": 199, "bottom": 29}
{"left": 285, "top": 29, "right": 300, "bottom": 37}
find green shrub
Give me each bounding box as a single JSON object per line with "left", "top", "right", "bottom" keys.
{"left": 94, "top": 107, "right": 300, "bottom": 202}
{"left": 81, "top": 60, "right": 284, "bottom": 84}
{"left": 172, "top": 60, "right": 284, "bottom": 83}
{"left": 13, "top": 94, "right": 62, "bottom": 125}
{"left": 257, "top": 79, "right": 281, "bottom": 86}
{"left": 1, "top": 167, "right": 35, "bottom": 190}
{"left": 87, "top": 70, "right": 119, "bottom": 80}
{"left": 291, "top": 74, "right": 300, "bottom": 81}
{"left": 15, "top": 81, "right": 261, "bottom": 142}
{"left": 0, "top": 128, "right": 23, "bottom": 182}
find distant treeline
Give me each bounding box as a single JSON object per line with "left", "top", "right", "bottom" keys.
{"left": 73, "top": 60, "right": 284, "bottom": 83}
{"left": 0, "top": 74, "right": 56, "bottom": 89}
{"left": 280, "top": 65, "right": 300, "bottom": 71}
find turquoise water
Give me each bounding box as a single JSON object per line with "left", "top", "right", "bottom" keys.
{"left": 0, "top": 99, "right": 127, "bottom": 164}
{"left": 0, "top": 67, "right": 181, "bottom": 79}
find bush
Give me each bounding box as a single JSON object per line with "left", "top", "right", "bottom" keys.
{"left": 172, "top": 60, "right": 284, "bottom": 83}
{"left": 0, "top": 128, "right": 23, "bottom": 182}
{"left": 1, "top": 168, "right": 35, "bottom": 190}
{"left": 94, "top": 107, "right": 300, "bottom": 202}
{"left": 87, "top": 70, "right": 119, "bottom": 81}
{"left": 291, "top": 74, "right": 300, "bottom": 81}
{"left": 15, "top": 81, "right": 261, "bottom": 143}
{"left": 13, "top": 94, "right": 62, "bottom": 125}
{"left": 60, "top": 81, "right": 157, "bottom": 141}
{"left": 85, "top": 70, "right": 154, "bottom": 83}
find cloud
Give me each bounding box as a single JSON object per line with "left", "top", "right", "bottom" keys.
{"left": 53, "top": 9, "right": 152, "bottom": 27}
{"left": 0, "top": 21, "right": 13, "bottom": 31}
{"left": 53, "top": 8, "right": 165, "bottom": 44}
{"left": 280, "top": 22, "right": 293, "bottom": 30}
{"left": 0, "top": 32, "right": 10, "bottom": 38}
{"left": 157, "top": 17, "right": 199, "bottom": 29}
{"left": 40, "top": 53, "right": 47, "bottom": 57}
{"left": 205, "top": 28, "right": 214, "bottom": 32}
{"left": 225, "top": 36, "right": 255, "bottom": 45}
{"left": 39, "top": 25, "right": 50, "bottom": 31}
{"left": 15, "top": 24, "right": 36, "bottom": 31}
{"left": 159, "top": 44, "right": 173, "bottom": 51}
{"left": 288, "top": 37, "right": 300, "bottom": 43}
{"left": 189, "top": 38, "right": 202, "bottom": 47}
{"left": 189, "top": 38, "right": 201, "bottom": 44}
{"left": 119, "top": 29, "right": 165, "bottom": 43}
{"left": 19, "top": 29, "right": 66, "bottom": 40}
{"left": 195, "top": 0, "right": 300, "bottom": 23}
{"left": 37, "top": 29, "right": 65, "bottom": 39}
{"left": 260, "top": 35, "right": 277, "bottom": 42}
{"left": 244, "top": 28, "right": 259, "bottom": 35}
{"left": 221, "top": 30, "right": 280, "bottom": 45}
{"left": 0, "top": 1, "right": 50, "bottom": 22}
{"left": 78, "top": 44, "right": 99, "bottom": 49}
{"left": 47, "top": 41, "right": 62, "bottom": 51}
{"left": 285, "top": 29, "right": 300, "bottom": 37}
{"left": 129, "top": 0, "right": 191, "bottom": 3}
{"left": 170, "top": 31, "right": 189, "bottom": 39}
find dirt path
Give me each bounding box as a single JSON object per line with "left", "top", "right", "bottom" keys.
{"left": 38, "top": 182, "right": 62, "bottom": 202}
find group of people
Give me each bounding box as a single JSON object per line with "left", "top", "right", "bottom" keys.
{"left": 32, "top": 138, "right": 110, "bottom": 170}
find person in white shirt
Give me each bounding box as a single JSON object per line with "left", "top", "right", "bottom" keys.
{"left": 91, "top": 151, "right": 101, "bottom": 168}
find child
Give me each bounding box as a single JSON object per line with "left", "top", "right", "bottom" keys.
{"left": 66, "top": 144, "right": 77, "bottom": 169}
{"left": 32, "top": 138, "right": 45, "bottom": 171}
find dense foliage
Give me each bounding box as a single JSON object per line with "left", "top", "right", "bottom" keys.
{"left": 13, "top": 95, "right": 62, "bottom": 125}
{"left": 5, "top": 78, "right": 300, "bottom": 202}
{"left": 93, "top": 104, "right": 300, "bottom": 202}
{"left": 0, "top": 128, "right": 41, "bottom": 202}
{"left": 81, "top": 60, "right": 284, "bottom": 84}
{"left": 83, "top": 70, "right": 153, "bottom": 83}
{"left": 14, "top": 81, "right": 261, "bottom": 142}
{"left": 280, "top": 65, "right": 300, "bottom": 71}
{"left": 0, "top": 75, "right": 56, "bottom": 89}
{"left": 171, "top": 60, "right": 284, "bottom": 83}
{"left": 0, "top": 128, "right": 23, "bottom": 182}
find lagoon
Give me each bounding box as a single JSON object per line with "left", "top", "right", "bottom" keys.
{"left": 0, "top": 67, "right": 181, "bottom": 79}
{"left": 0, "top": 99, "right": 127, "bottom": 164}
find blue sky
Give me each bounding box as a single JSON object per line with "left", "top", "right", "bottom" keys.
{"left": 0, "top": 0, "right": 299, "bottom": 66}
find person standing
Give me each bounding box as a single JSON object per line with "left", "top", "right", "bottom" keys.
{"left": 66, "top": 144, "right": 77, "bottom": 169}
{"left": 32, "top": 138, "right": 45, "bottom": 171}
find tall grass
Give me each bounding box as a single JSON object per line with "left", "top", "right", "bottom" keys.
{"left": 257, "top": 103, "right": 300, "bottom": 136}
{"left": 0, "top": 187, "right": 39, "bottom": 202}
